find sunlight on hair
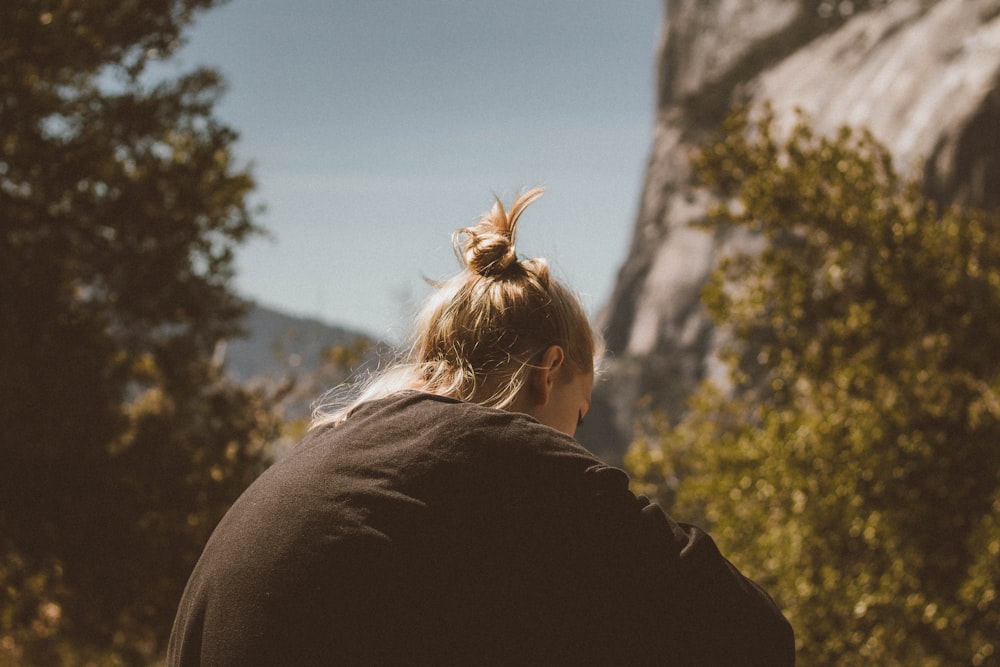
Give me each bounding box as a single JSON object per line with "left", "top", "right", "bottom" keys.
{"left": 311, "top": 187, "right": 602, "bottom": 428}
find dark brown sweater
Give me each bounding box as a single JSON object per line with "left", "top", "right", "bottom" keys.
{"left": 167, "top": 392, "right": 794, "bottom": 665}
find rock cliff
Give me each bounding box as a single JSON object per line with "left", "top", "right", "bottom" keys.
{"left": 578, "top": 0, "right": 1000, "bottom": 461}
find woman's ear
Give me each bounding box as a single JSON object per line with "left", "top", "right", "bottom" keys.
{"left": 529, "top": 345, "right": 565, "bottom": 407}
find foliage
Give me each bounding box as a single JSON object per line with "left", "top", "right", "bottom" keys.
{"left": 626, "top": 106, "right": 1000, "bottom": 666}
{"left": 0, "top": 1, "right": 281, "bottom": 663}
{"left": 270, "top": 338, "right": 379, "bottom": 452}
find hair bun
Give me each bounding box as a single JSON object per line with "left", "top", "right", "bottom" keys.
{"left": 454, "top": 187, "right": 544, "bottom": 279}
{"left": 463, "top": 231, "right": 518, "bottom": 277}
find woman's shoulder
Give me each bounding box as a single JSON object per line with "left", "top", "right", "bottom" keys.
{"left": 312, "top": 390, "right": 599, "bottom": 465}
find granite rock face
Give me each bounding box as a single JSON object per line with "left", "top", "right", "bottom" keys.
{"left": 578, "top": 0, "right": 1000, "bottom": 461}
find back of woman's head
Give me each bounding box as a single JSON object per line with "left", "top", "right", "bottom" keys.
{"left": 312, "top": 187, "right": 601, "bottom": 427}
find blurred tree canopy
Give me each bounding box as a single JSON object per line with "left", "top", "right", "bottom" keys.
{"left": 0, "top": 1, "right": 281, "bottom": 663}
{"left": 627, "top": 106, "right": 1000, "bottom": 666}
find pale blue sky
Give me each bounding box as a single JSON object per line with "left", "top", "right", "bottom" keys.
{"left": 173, "top": 0, "right": 663, "bottom": 342}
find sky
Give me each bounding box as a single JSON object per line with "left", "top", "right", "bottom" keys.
{"left": 170, "top": 0, "right": 663, "bottom": 343}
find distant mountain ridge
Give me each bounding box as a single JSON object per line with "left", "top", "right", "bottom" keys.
{"left": 221, "top": 303, "right": 375, "bottom": 385}
{"left": 219, "top": 303, "right": 385, "bottom": 426}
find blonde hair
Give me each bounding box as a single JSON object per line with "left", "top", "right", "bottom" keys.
{"left": 311, "top": 187, "right": 602, "bottom": 428}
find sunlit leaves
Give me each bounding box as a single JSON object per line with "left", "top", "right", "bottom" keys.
{"left": 630, "top": 106, "right": 1000, "bottom": 665}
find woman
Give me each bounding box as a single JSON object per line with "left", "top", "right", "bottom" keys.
{"left": 167, "top": 189, "right": 794, "bottom": 666}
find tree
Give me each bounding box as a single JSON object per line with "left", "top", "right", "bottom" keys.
{"left": 627, "top": 106, "right": 1000, "bottom": 666}
{"left": 0, "top": 2, "right": 280, "bottom": 663}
